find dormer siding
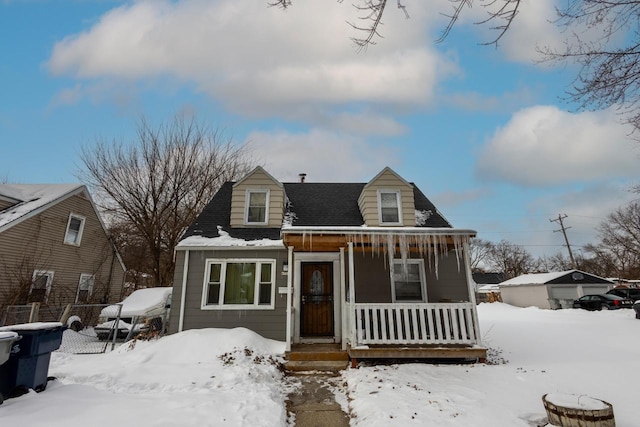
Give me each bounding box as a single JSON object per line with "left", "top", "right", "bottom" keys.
{"left": 229, "top": 167, "right": 285, "bottom": 228}
{"left": 357, "top": 168, "right": 416, "bottom": 227}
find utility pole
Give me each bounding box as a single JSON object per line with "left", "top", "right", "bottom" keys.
{"left": 550, "top": 214, "right": 576, "bottom": 269}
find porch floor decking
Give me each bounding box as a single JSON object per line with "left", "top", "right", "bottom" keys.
{"left": 285, "top": 343, "right": 487, "bottom": 371}
{"left": 347, "top": 344, "right": 487, "bottom": 365}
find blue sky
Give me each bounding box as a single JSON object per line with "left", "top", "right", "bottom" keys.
{"left": 2, "top": 0, "right": 639, "bottom": 259}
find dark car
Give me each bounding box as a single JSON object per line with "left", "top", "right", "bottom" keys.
{"left": 607, "top": 287, "right": 640, "bottom": 302}
{"left": 572, "top": 294, "right": 633, "bottom": 311}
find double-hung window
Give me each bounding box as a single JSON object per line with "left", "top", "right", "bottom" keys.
{"left": 245, "top": 190, "right": 269, "bottom": 224}
{"left": 64, "top": 213, "right": 86, "bottom": 245}
{"left": 378, "top": 190, "right": 402, "bottom": 225}
{"left": 76, "top": 273, "right": 95, "bottom": 303}
{"left": 203, "top": 260, "right": 276, "bottom": 309}
{"left": 30, "top": 270, "right": 54, "bottom": 303}
{"left": 390, "top": 260, "right": 426, "bottom": 302}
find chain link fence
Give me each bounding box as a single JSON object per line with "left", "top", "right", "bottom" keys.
{"left": 1, "top": 302, "right": 170, "bottom": 354}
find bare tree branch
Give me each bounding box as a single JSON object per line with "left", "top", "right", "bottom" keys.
{"left": 78, "top": 115, "right": 254, "bottom": 287}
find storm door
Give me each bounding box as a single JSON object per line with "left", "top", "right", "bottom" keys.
{"left": 300, "top": 262, "right": 334, "bottom": 337}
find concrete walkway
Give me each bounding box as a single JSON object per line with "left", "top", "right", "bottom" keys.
{"left": 286, "top": 373, "right": 350, "bottom": 427}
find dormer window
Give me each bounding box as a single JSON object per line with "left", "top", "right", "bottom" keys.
{"left": 378, "top": 190, "right": 402, "bottom": 225}
{"left": 64, "top": 213, "right": 85, "bottom": 245}
{"left": 245, "top": 190, "right": 269, "bottom": 224}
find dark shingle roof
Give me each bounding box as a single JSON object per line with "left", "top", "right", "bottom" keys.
{"left": 181, "top": 181, "right": 451, "bottom": 241}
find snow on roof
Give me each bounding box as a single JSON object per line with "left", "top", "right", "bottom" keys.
{"left": 177, "top": 227, "right": 284, "bottom": 249}
{"left": 0, "top": 183, "right": 83, "bottom": 231}
{"left": 499, "top": 271, "right": 569, "bottom": 286}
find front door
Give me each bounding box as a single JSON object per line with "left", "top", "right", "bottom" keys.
{"left": 301, "top": 262, "right": 334, "bottom": 337}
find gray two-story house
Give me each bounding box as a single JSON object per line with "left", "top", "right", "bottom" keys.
{"left": 171, "top": 167, "right": 485, "bottom": 361}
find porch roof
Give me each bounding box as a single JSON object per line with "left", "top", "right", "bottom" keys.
{"left": 282, "top": 226, "right": 476, "bottom": 252}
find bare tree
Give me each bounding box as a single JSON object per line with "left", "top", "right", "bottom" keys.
{"left": 79, "top": 116, "right": 254, "bottom": 288}
{"left": 270, "top": 1, "right": 521, "bottom": 49}
{"left": 469, "top": 237, "right": 493, "bottom": 272}
{"left": 582, "top": 200, "right": 640, "bottom": 278}
{"left": 485, "top": 239, "right": 538, "bottom": 280}
{"left": 540, "top": 1, "right": 640, "bottom": 134}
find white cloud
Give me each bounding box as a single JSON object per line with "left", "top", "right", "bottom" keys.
{"left": 245, "top": 129, "right": 400, "bottom": 182}
{"left": 476, "top": 105, "right": 640, "bottom": 186}
{"left": 47, "top": 0, "right": 456, "bottom": 117}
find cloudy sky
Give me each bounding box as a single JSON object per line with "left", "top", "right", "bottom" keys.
{"left": 1, "top": 0, "right": 639, "bottom": 259}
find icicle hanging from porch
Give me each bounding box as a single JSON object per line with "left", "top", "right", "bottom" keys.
{"left": 343, "top": 231, "right": 469, "bottom": 278}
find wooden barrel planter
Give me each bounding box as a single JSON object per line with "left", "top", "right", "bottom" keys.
{"left": 542, "top": 393, "right": 615, "bottom": 427}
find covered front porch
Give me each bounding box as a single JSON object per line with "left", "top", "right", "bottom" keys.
{"left": 282, "top": 227, "right": 486, "bottom": 364}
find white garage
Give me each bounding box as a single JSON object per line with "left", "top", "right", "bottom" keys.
{"left": 498, "top": 270, "right": 613, "bottom": 309}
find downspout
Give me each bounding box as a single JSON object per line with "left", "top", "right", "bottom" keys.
{"left": 178, "top": 250, "right": 189, "bottom": 333}
{"left": 340, "top": 247, "right": 346, "bottom": 351}
{"left": 463, "top": 240, "right": 482, "bottom": 344}
{"left": 348, "top": 242, "right": 356, "bottom": 347}
{"left": 285, "top": 246, "right": 293, "bottom": 352}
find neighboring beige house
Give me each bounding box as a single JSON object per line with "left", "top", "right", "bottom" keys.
{"left": 499, "top": 270, "right": 614, "bottom": 309}
{"left": 0, "top": 184, "right": 126, "bottom": 309}
{"left": 172, "top": 166, "right": 486, "bottom": 362}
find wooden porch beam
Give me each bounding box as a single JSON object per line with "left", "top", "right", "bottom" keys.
{"left": 283, "top": 234, "right": 462, "bottom": 252}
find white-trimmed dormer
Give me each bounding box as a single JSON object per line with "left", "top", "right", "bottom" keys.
{"left": 230, "top": 167, "right": 285, "bottom": 228}
{"left": 358, "top": 167, "right": 416, "bottom": 226}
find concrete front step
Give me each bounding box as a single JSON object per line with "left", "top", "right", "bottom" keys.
{"left": 285, "top": 360, "right": 349, "bottom": 373}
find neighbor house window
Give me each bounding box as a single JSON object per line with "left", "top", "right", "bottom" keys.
{"left": 378, "top": 190, "right": 402, "bottom": 224}
{"left": 202, "top": 259, "right": 276, "bottom": 309}
{"left": 245, "top": 190, "right": 269, "bottom": 224}
{"left": 30, "top": 270, "right": 54, "bottom": 303}
{"left": 64, "top": 214, "right": 86, "bottom": 245}
{"left": 390, "top": 260, "right": 426, "bottom": 302}
{"left": 76, "top": 274, "right": 95, "bottom": 303}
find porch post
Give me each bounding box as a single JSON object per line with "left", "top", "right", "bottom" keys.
{"left": 348, "top": 241, "right": 357, "bottom": 347}
{"left": 463, "top": 239, "right": 482, "bottom": 342}
{"left": 178, "top": 250, "right": 189, "bottom": 333}
{"left": 285, "top": 245, "right": 294, "bottom": 352}
{"left": 340, "top": 247, "right": 347, "bottom": 351}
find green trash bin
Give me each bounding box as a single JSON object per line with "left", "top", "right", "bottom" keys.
{"left": 0, "top": 322, "right": 66, "bottom": 402}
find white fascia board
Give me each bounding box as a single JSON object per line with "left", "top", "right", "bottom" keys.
{"left": 281, "top": 226, "right": 476, "bottom": 237}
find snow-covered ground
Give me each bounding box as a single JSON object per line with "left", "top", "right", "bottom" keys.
{"left": 1, "top": 303, "right": 638, "bottom": 426}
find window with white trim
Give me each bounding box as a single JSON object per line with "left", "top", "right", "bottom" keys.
{"left": 30, "top": 270, "right": 54, "bottom": 303}
{"left": 64, "top": 213, "right": 86, "bottom": 245}
{"left": 203, "top": 260, "right": 276, "bottom": 309}
{"left": 76, "top": 273, "right": 95, "bottom": 303}
{"left": 378, "top": 190, "right": 402, "bottom": 224}
{"left": 245, "top": 190, "right": 269, "bottom": 224}
{"left": 390, "top": 260, "right": 426, "bottom": 302}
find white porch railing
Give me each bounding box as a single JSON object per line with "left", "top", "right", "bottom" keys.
{"left": 350, "top": 302, "right": 479, "bottom": 346}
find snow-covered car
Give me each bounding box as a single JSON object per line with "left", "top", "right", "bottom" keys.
{"left": 94, "top": 287, "right": 172, "bottom": 340}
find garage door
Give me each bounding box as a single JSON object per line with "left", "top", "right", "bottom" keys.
{"left": 549, "top": 286, "right": 578, "bottom": 299}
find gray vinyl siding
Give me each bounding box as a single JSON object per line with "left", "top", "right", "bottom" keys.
{"left": 171, "top": 248, "right": 288, "bottom": 341}
{"left": 0, "top": 194, "right": 125, "bottom": 307}
{"left": 353, "top": 250, "right": 470, "bottom": 303}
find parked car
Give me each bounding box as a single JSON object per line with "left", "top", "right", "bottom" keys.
{"left": 572, "top": 294, "right": 633, "bottom": 311}
{"left": 94, "top": 287, "right": 172, "bottom": 340}
{"left": 634, "top": 300, "right": 640, "bottom": 319}
{"left": 606, "top": 287, "right": 640, "bottom": 302}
